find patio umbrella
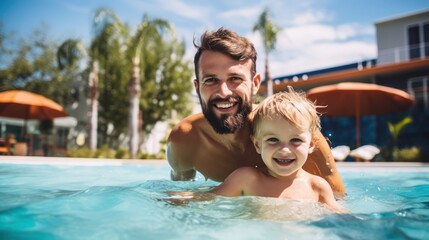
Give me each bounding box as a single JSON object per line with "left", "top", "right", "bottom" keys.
{"left": 0, "top": 90, "right": 68, "bottom": 136}
{"left": 306, "top": 82, "right": 415, "bottom": 146}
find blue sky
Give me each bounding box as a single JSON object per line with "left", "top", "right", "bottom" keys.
{"left": 1, "top": 0, "right": 429, "bottom": 78}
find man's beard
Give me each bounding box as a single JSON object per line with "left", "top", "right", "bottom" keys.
{"left": 198, "top": 94, "right": 252, "bottom": 134}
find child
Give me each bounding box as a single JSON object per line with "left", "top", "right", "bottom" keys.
{"left": 208, "top": 87, "right": 347, "bottom": 213}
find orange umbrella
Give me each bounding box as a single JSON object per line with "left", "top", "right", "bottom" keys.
{"left": 0, "top": 90, "right": 67, "bottom": 120}
{"left": 0, "top": 90, "right": 68, "bottom": 139}
{"left": 306, "top": 82, "right": 415, "bottom": 146}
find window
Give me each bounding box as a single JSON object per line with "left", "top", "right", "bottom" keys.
{"left": 407, "top": 22, "right": 429, "bottom": 60}
{"left": 55, "top": 127, "right": 69, "bottom": 148}
{"left": 408, "top": 25, "right": 420, "bottom": 59}
{"left": 407, "top": 76, "right": 428, "bottom": 111}
{"left": 424, "top": 23, "right": 429, "bottom": 57}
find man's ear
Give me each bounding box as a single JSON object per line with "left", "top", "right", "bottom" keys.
{"left": 252, "top": 136, "right": 261, "bottom": 154}
{"left": 194, "top": 79, "right": 199, "bottom": 94}
{"left": 252, "top": 73, "right": 261, "bottom": 95}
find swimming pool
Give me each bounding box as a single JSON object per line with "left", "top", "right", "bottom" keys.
{"left": 1, "top": 157, "right": 428, "bottom": 240}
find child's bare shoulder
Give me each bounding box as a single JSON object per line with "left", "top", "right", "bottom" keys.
{"left": 233, "top": 166, "right": 261, "bottom": 175}
{"left": 308, "top": 174, "right": 331, "bottom": 191}
{"left": 228, "top": 166, "right": 262, "bottom": 181}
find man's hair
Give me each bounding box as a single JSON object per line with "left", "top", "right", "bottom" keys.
{"left": 251, "top": 87, "right": 321, "bottom": 136}
{"left": 193, "top": 27, "right": 257, "bottom": 80}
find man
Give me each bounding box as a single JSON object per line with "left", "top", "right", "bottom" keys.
{"left": 167, "top": 27, "right": 345, "bottom": 194}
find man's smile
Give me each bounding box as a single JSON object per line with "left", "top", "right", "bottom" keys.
{"left": 214, "top": 102, "right": 237, "bottom": 109}
{"left": 211, "top": 97, "right": 240, "bottom": 112}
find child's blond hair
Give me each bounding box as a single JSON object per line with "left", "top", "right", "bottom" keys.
{"left": 251, "top": 86, "right": 321, "bottom": 136}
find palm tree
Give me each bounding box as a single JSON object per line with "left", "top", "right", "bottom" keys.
{"left": 253, "top": 8, "right": 282, "bottom": 97}
{"left": 87, "top": 61, "right": 99, "bottom": 150}
{"left": 91, "top": 8, "right": 127, "bottom": 149}
{"left": 57, "top": 39, "right": 86, "bottom": 71}
{"left": 57, "top": 39, "right": 100, "bottom": 150}
{"left": 127, "top": 15, "right": 170, "bottom": 158}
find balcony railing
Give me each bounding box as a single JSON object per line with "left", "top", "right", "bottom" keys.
{"left": 378, "top": 42, "right": 429, "bottom": 65}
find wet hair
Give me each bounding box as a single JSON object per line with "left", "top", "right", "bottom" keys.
{"left": 251, "top": 86, "right": 321, "bottom": 136}
{"left": 193, "top": 27, "right": 257, "bottom": 81}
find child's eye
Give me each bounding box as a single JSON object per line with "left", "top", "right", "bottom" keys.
{"left": 266, "top": 137, "right": 279, "bottom": 143}
{"left": 291, "top": 138, "right": 303, "bottom": 143}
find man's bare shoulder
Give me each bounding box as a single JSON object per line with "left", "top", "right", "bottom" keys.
{"left": 167, "top": 113, "right": 208, "bottom": 179}
{"left": 168, "top": 113, "right": 207, "bottom": 143}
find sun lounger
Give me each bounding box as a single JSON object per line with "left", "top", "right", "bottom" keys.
{"left": 349, "top": 145, "right": 380, "bottom": 162}
{"left": 331, "top": 145, "right": 351, "bottom": 162}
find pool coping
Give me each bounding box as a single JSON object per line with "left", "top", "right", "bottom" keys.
{"left": 1, "top": 156, "right": 428, "bottom": 169}
{"left": 0, "top": 156, "right": 167, "bottom": 166}
{"left": 336, "top": 161, "right": 429, "bottom": 172}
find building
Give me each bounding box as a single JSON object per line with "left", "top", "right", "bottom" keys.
{"left": 0, "top": 116, "right": 77, "bottom": 156}
{"left": 259, "top": 9, "right": 429, "bottom": 161}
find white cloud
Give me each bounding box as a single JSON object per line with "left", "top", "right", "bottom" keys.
{"left": 125, "top": 0, "right": 378, "bottom": 80}
{"left": 291, "top": 10, "right": 331, "bottom": 26}
{"left": 123, "top": 0, "right": 210, "bottom": 21}
{"left": 161, "top": 0, "right": 211, "bottom": 20}
{"left": 219, "top": 6, "right": 262, "bottom": 22}
{"left": 254, "top": 9, "right": 377, "bottom": 78}
{"left": 280, "top": 24, "right": 338, "bottom": 49}
{"left": 269, "top": 41, "right": 376, "bottom": 77}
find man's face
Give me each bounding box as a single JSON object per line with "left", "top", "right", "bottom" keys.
{"left": 194, "top": 51, "right": 260, "bottom": 134}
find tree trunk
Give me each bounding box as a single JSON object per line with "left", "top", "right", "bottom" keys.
{"left": 265, "top": 55, "right": 273, "bottom": 97}
{"left": 129, "top": 58, "right": 141, "bottom": 158}
{"left": 88, "top": 61, "right": 99, "bottom": 150}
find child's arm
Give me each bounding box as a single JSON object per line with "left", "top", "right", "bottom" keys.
{"left": 162, "top": 167, "right": 258, "bottom": 205}
{"left": 209, "top": 167, "right": 258, "bottom": 197}
{"left": 314, "top": 177, "right": 349, "bottom": 213}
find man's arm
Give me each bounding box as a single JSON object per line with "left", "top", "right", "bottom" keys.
{"left": 166, "top": 142, "right": 196, "bottom": 181}
{"left": 304, "top": 130, "right": 346, "bottom": 194}
{"left": 166, "top": 123, "right": 196, "bottom": 181}
{"left": 166, "top": 114, "right": 206, "bottom": 181}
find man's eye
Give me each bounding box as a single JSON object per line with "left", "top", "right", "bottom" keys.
{"left": 203, "top": 78, "right": 217, "bottom": 85}
{"left": 230, "top": 76, "right": 243, "bottom": 83}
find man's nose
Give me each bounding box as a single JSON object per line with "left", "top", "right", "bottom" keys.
{"left": 218, "top": 81, "right": 233, "bottom": 97}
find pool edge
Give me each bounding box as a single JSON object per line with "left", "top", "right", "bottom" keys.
{"left": 0, "top": 156, "right": 167, "bottom": 166}
{"left": 1, "top": 156, "right": 428, "bottom": 172}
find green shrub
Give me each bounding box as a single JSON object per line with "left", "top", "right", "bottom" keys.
{"left": 114, "top": 148, "right": 130, "bottom": 159}
{"left": 67, "top": 147, "right": 94, "bottom": 158}
{"left": 393, "top": 147, "right": 421, "bottom": 162}
{"left": 66, "top": 145, "right": 165, "bottom": 159}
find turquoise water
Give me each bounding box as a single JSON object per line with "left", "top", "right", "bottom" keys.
{"left": 0, "top": 163, "right": 428, "bottom": 240}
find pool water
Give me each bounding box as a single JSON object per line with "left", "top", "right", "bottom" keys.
{"left": 0, "top": 162, "right": 428, "bottom": 240}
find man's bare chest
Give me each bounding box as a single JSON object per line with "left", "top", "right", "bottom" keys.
{"left": 193, "top": 142, "right": 263, "bottom": 182}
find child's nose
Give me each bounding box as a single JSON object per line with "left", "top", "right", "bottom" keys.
{"left": 279, "top": 143, "right": 292, "bottom": 153}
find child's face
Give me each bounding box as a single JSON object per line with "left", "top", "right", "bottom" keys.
{"left": 253, "top": 117, "right": 314, "bottom": 179}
